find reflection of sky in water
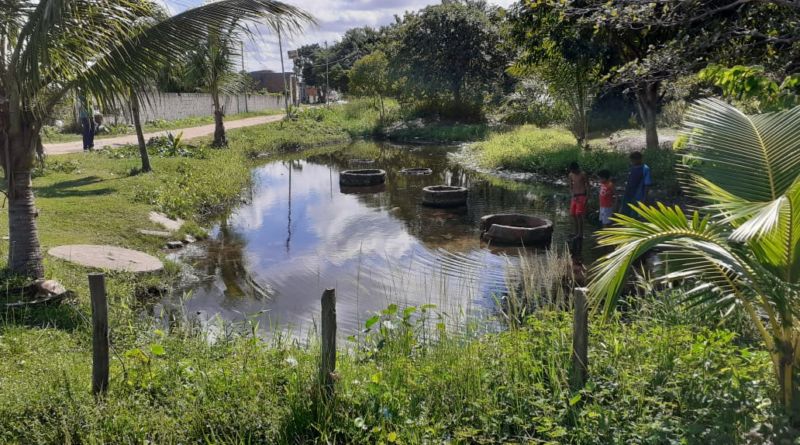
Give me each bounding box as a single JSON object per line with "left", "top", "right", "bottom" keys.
{"left": 177, "top": 144, "right": 585, "bottom": 335}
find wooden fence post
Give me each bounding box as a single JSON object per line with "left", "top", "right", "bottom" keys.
{"left": 89, "top": 273, "right": 109, "bottom": 396}
{"left": 319, "top": 288, "right": 337, "bottom": 399}
{"left": 571, "top": 287, "right": 589, "bottom": 389}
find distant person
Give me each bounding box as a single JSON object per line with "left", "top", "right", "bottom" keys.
{"left": 597, "top": 169, "right": 615, "bottom": 227}
{"left": 568, "top": 161, "right": 589, "bottom": 239}
{"left": 78, "top": 94, "right": 95, "bottom": 151}
{"left": 621, "top": 151, "right": 652, "bottom": 217}
{"left": 93, "top": 114, "right": 106, "bottom": 135}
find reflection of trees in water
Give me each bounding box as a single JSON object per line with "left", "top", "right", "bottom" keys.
{"left": 309, "top": 141, "right": 557, "bottom": 252}
{"left": 207, "top": 219, "right": 264, "bottom": 299}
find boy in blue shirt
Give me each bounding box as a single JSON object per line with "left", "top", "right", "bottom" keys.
{"left": 621, "top": 151, "right": 652, "bottom": 217}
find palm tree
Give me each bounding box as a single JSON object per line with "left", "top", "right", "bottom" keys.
{"left": 588, "top": 98, "right": 800, "bottom": 411}
{"left": 186, "top": 23, "right": 246, "bottom": 148}
{"left": 0, "top": 0, "right": 312, "bottom": 279}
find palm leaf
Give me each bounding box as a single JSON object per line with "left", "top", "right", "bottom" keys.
{"left": 680, "top": 98, "right": 800, "bottom": 203}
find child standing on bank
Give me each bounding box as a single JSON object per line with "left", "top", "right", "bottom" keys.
{"left": 598, "top": 169, "right": 615, "bottom": 227}
{"left": 568, "top": 162, "right": 589, "bottom": 239}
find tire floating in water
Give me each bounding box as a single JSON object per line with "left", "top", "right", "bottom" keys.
{"left": 400, "top": 167, "right": 433, "bottom": 175}
{"left": 422, "top": 185, "right": 468, "bottom": 208}
{"left": 479, "top": 214, "right": 554, "bottom": 247}
{"left": 339, "top": 169, "right": 387, "bottom": 187}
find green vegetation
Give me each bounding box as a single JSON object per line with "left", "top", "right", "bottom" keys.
{"left": 41, "top": 109, "right": 284, "bottom": 144}
{"left": 473, "top": 126, "right": 678, "bottom": 191}
{"left": 0, "top": 291, "right": 785, "bottom": 443}
{"left": 590, "top": 99, "right": 800, "bottom": 411}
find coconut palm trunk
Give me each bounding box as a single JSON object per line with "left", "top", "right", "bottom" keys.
{"left": 130, "top": 90, "right": 152, "bottom": 173}
{"left": 212, "top": 90, "right": 227, "bottom": 147}
{"left": 0, "top": 0, "right": 312, "bottom": 280}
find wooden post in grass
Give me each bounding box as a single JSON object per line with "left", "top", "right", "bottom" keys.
{"left": 89, "top": 273, "right": 109, "bottom": 395}
{"left": 319, "top": 288, "right": 337, "bottom": 399}
{"left": 571, "top": 287, "right": 589, "bottom": 389}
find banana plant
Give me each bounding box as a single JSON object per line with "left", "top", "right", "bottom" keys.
{"left": 588, "top": 98, "right": 800, "bottom": 411}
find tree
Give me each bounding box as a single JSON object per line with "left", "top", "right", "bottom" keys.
{"left": 0, "top": 0, "right": 311, "bottom": 279}
{"left": 393, "top": 0, "right": 509, "bottom": 120}
{"left": 588, "top": 99, "right": 800, "bottom": 412}
{"left": 699, "top": 65, "right": 800, "bottom": 112}
{"left": 186, "top": 24, "right": 248, "bottom": 148}
{"left": 349, "top": 51, "right": 391, "bottom": 123}
{"left": 293, "top": 26, "right": 387, "bottom": 95}
{"left": 508, "top": 1, "right": 603, "bottom": 147}
{"left": 527, "top": 0, "right": 800, "bottom": 150}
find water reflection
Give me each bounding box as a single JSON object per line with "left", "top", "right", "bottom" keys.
{"left": 175, "top": 142, "right": 595, "bottom": 334}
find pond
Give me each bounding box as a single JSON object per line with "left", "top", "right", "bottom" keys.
{"left": 170, "top": 141, "right": 598, "bottom": 334}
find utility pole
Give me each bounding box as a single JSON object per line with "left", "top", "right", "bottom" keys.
{"left": 324, "top": 40, "right": 330, "bottom": 107}
{"left": 241, "top": 40, "right": 248, "bottom": 113}
{"left": 277, "top": 22, "right": 290, "bottom": 116}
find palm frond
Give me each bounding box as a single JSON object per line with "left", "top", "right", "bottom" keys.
{"left": 680, "top": 98, "right": 800, "bottom": 203}
{"left": 589, "top": 203, "right": 733, "bottom": 315}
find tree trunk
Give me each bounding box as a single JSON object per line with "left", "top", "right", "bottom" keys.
{"left": 212, "top": 93, "right": 227, "bottom": 147}
{"left": 130, "top": 92, "right": 152, "bottom": 173}
{"left": 635, "top": 82, "right": 660, "bottom": 151}
{"left": 8, "top": 170, "right": 44, "bottom": 279}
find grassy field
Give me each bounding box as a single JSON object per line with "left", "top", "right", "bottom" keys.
{"left": 472, "top": 125, "right": 680, "bottom": 193}
{"left": 0, "top": 104, "right": 790, "bottom": 443}
{"left": 42, "top": 109, "right": 285, "bottom": 144}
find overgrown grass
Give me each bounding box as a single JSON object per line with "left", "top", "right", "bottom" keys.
{"left": 42, "top": 109, "right": 284, "bottom": 144}
{"left": 474, "top": 125, "right": 678, "bottom": 192}
{"left": 0, "top": 301, "right": 784, "bottom": 443}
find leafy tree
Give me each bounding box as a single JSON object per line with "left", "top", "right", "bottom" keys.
{"left": 349, "top": 51, "right": 391, "bottom": 122}
{"left": 589, "top": 99, "right": 800, "bottom": 412}
{"left": 393, "top": 0, "right": 509, "bottom": 120}
{"left": 293, "top": 26, "right": 386, "bottom": 96}
{"left": 699, "top": 65, "right": 800, "bottom": 112}
{"left": 508, "top": 1, "right": 603, "bottom": 147}
{"left": 526, "top": 0, "right": 800, "bottom": 150}
{"left": 0, "top": 0, "right": 311, "bottom": 278}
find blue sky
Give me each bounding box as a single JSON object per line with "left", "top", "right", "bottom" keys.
{"left": 163, "top": 0, "right": 515, "bottom": 72}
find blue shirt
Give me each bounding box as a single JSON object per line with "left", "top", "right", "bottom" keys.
{"left": 624, "top": 164, "right": 652, "bottom": 203}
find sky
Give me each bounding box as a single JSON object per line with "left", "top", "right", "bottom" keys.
{"left": 163, "top": 0, "right": 516, "bottom": 73}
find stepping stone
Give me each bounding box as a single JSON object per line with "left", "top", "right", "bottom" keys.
{"left": 148, "top": 211, "right": 184, "bottom": 232}
{"left": 48, "top": 245, "right": 163, "bottom": 273}
{"left": 137, "top": 229, "right": 172, "bottom": 238}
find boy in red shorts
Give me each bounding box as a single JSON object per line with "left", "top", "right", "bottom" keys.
{"left": 568, "top": 162, "right": 589, "bottom": 239}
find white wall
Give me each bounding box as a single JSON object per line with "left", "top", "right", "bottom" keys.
{"left": 112, "top": 93, "right": 283, "bottom": 124}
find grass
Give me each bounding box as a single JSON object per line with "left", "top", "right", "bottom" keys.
{"left": 42, "top": 109, "right": 285, "bottom": 144}
{"left": 0, "top": 103, "right": 791, "bottom": 443}
{"left": 0, "top": 299, "right": 784, "bottom": 443}
{"left": 473, "top": 125, "right": 679, "bottom": 193}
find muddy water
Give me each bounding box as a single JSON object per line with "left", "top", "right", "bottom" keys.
{"left": 174, "top": 141, "right": 597, "bottom": 334}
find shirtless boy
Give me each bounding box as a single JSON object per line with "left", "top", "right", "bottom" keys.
{"left": 568, "top": 162, "right": 589, "bottom": 238}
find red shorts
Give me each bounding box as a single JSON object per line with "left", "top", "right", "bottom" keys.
{"left": 570, "top": 195, "right": 587, "bottom": 216}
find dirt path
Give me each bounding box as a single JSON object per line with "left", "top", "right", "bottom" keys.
{"left": 44, "top": 114, "right": 284, "bottom": 155}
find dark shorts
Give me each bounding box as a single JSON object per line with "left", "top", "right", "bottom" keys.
{"left": 570, "top": 195, "right": 587, "bottom": 216}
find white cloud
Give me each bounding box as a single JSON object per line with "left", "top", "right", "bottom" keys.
{"left": 165, "top": 0, "right": 516, "bottom": 72}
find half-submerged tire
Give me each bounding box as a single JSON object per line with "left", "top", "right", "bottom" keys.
{"left": 400, "top": 167, "right": 433, "bottom": 175}
{"left": 480, "top": 214, "right": 553, "bottom": 246}
{"left": 340, "top": 184, "right": 386, "bottom": 195}
{"left": 422, "top": 185, "right": 468, "bottom": 208}
{"left": 339, "top": 169, "right": 386, "bottom": 187}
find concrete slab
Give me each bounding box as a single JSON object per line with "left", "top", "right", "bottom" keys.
{"left": 48, "top": 245, "right": 164, "bottom": 273}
